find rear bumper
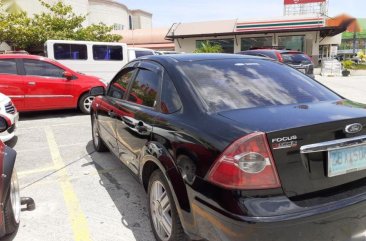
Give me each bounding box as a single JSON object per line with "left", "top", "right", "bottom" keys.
{"left": 192, "top": 196, "right": 366, "bottom": 241}
{"left": 0, "top": 112, "right": 18, "bottom": 142}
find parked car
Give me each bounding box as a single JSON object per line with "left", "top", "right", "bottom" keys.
{"left": 0, "top": 118, "right": 20, "bottom": 237}
{"left": 0, "top": 93, "right": 18, "bottom": 142}
{"left": 0, "top": 54, "right": 106, "bottom": 114}
{"left": 90, "top": 54, "right": 366, "bottom": 241}
{"left": 237, "top": 49, "right": 315, "bottom": 78}
{"left": 128, "top": 47, "right": 157, "bottom": 61}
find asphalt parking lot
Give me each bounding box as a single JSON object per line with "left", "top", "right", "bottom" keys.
{"left": 5, "top": 75, "right": 366, "bottom": 241}
{"left": 8, "top": 111, "right": 154, "bottom": 241}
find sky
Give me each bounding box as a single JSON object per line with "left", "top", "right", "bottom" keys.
{"left": 117, "top": 0, "right": 364, "bottom": 28}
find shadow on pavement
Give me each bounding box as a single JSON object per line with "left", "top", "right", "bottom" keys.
{"left": 19, "top": 109, "right": 84, "bottom": 121}
{"left": 85, "top": 141, "right": 155, "bottom": 241}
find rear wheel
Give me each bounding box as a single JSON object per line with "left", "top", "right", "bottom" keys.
{"left": 148, "top": 170, "right": 186, "bottom": 241}
{"left": 79, "top": 93, "right": 95, "bottom": 114}
{"left": 4, "top": 169, "right": 20, "bottom": 235}
{"left": 92, "top": 114, "right": 108, "bottom": 152}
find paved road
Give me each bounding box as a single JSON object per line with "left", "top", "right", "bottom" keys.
{"left": 7, "top": 110, "right": 154, "bottom": 241}
{"left": 5, "top": 75, "right": 366, "bottom": 241}
{"left": 316, "top": 75, "right": 366, "bottom": 104}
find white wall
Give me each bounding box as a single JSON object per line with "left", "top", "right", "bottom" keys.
{"left": 88, "top": 1, "right": 129, "bottom": 28}
{"left": 3, "top": 0, "right": 152, "bottom": 30}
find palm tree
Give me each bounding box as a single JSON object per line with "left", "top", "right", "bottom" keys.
{"left": 194, "top": 41, "right": 223, "bottom": 53}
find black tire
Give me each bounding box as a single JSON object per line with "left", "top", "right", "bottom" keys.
{"left": 148, "top": 169, "right": 186, "bottom": 241}
{"left": 92, "top": 115, "right": 108, "bottom": 152}
{"left": 78, "top": 93, "right": 95, "bottom": 114}
{"left": 4, "top": 170, "right": 20, "bottom": 235}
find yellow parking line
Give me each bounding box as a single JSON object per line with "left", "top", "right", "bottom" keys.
{"left": 45, "top": 126, "right": 92, "bottom": 241}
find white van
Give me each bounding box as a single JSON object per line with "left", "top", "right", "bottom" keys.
{"left": 127, "top": 47, "right": 157, "bottom": 61}
{"left": 45, "top": 40, "right": 128, "bottom": 82}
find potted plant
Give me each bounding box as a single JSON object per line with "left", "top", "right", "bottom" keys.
{"left": 342, "top": 60, "right": 353, "bottom": 76}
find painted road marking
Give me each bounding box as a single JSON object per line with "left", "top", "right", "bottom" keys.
{"left": 45, "top": 126, "right": 92, "bottom": 241}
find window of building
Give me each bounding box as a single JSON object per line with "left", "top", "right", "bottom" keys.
{"left": 93, "top": 45, "right": 123, "bottom": 61}
{"left": 160, "top": 73, "right": 182, "bottom": 114}
{"left": 278, "top": 36, "right": 305, "bottom": 52}
{"left": 196, "top": 39, "right": 234, "bottom": 53}
{"left": 24, "top": 59, "right": 65, "bottom": 78}
{"left": 0, "top": 59, "right": 17, "bottom": 75}
{"left": 113, "top": 23, "right": 124, "bottom": 31}
{"left": 241, "top": 37, "right": 273, "bottom": 51}
{"left": 54, "top": 44, "right": 87, "bottom": 60}
{"left": 129, "top": 15, "right": 133, "bottom": 30}
{"left": 128, "top": 69, "right": 159, "bottom": 108}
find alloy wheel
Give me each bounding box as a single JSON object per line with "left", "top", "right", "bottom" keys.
{"left": 92, "top": 116, "right": 99, "bottom": 147}
{"left": 150, "top": 180, "right": 172, "bottom": 241}
{"left": 83, "top": 96, "right": 95, "bottom": 113}
{"left": 10, "top": 169, "right": 20, "bottom": 224}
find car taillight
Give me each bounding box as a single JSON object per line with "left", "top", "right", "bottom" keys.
{"left": 207, "top": 132, "right": 281, "bottom": 190}
{"left": 275, "top": 52, "right": 284, "bottom": 62}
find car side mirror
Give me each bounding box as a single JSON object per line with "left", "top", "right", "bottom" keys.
{"left": 90, "top": 86, "right": 105, "bottom": 96}
{"left": 0, "top": 117, "right": 8, "bottom": 133}
{"left": 63, "top": 71, "right": 73, "bottom": 80}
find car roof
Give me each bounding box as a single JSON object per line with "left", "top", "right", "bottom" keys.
{"left": 243, "top": 49, "right": 302, "bottom": 54}
{"left": 138, "top": 53, "right": 262, "bottom": 63}
{"left": 0, "top": 54, "right": 62, "bottom": 63}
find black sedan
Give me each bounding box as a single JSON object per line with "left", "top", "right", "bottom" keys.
{"left": 90, "top": 54, "right": 366, "bottom": 241}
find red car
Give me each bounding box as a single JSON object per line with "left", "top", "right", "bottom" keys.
{"left": 0, "top": 54, "right": 106, "bottom": 113}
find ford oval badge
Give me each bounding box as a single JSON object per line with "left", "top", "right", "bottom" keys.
{"left": 345, "top": 123, "right": 363, "bottom": 134}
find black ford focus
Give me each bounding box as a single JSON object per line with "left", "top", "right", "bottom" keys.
{"left": 90, "top": 54, "right": 366, "bottom": 241}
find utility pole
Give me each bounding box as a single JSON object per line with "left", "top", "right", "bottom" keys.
{"left": 353, "top": 31, "right": 357, "bottom": 55}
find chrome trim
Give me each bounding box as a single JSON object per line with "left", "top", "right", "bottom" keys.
{"left": 24, "top": 95, "right": 73, "bottom": 98}
{"left": 345, "top": 123, "right": 363, "bottom": 134}
{"left": 8, "top": 95, "right": 24, "bottom": 99}
{"left": 300, "top": 135, "right": 366, "bottom": 154}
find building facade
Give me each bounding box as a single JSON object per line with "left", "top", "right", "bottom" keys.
{"left": 1, "top": 0, "right": 152, "bottom": 30}
{"left": 166, "top": 16, "right": 351, "bottom": 65}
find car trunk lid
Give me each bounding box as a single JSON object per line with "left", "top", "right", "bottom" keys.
{"left": 219, "top": 100, "right": 366, "bottom": 198}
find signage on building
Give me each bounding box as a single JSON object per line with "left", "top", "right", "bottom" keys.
{"left": 236, "top": 17, "right": 325, "bottom": 32}
{"left": 284, "top": 0, "right": 325, "bottom": 5}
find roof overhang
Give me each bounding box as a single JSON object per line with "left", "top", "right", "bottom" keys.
{"left": 166, "top": 15, "right": 359, "bottom": 40}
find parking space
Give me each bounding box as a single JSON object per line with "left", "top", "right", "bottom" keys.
{"left": 4, "top": 75, "right": 366, "bottom": 241}
{"left": 8, "top": 110, "right": 154, "bottom": 241}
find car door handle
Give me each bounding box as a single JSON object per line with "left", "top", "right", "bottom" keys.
{"left": 28, "top": 82, "right": 36, "bottom": 86}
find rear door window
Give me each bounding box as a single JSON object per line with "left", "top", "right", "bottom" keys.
{"left": 281, "top": 53, "right": 312, "bottom": 64}
{"left": 0, "top": 59, "right": 17, "bottom": 75}
{"left": 24, "top": 59, "right": 65, "bottom": 78}
{"left": 160, "top": 73, "right": 182, "bottom": 114}
{"left": 180, "top": 59, "right": 340, "bottom": 112}
{"left": 128, "top": 68, "right": 159, "bottom": 108}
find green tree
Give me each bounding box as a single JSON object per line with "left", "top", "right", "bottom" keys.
{"left": 0, "top": 0, "right": 122, "bottom": 52}
{"left": 194, "top": 41, "right": 223, "bottom": 53}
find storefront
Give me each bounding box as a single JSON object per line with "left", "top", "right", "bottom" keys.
{"left": 166, "top": 15, "right": 354, "bottom": 65}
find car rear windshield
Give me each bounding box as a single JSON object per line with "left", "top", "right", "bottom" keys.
{"left": 281, "top": 53, "right": 311, "bottom": 64}
{"left": 180, "top": 59, "right": 340, "bottom": 112}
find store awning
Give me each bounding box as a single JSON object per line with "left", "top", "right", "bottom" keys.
{"left": 166, "top": 15, "right": 360, "bottom": 40}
